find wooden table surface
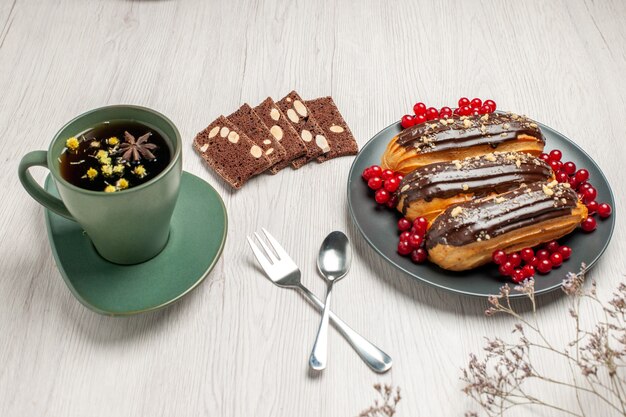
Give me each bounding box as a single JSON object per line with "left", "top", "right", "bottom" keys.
{"left": 1, "top": 0, "right": 625, "bottom": 415}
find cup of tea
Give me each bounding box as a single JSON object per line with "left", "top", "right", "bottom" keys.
{"left": 18, "top": 105, "right": 182, "bottom": 265}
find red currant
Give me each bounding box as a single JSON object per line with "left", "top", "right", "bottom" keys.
{"left": 582, "top": 187, "right": 597, "bottom": 203}
{"left": 558, "top": 245, "right": 572, "bottom": 260}
{"left": 549, "top": 149, "right": 562, "bottom": 162}
{"left": 470, "top": 98, "right": 482, "bottom": 109}
{"left": 375, "top": 189, "right": 390, "bottom": 204}
{"left": 370, "top": 166, "right": 382, "bottom": 177}
{"left": 458, "top": 97, "right": 470, "bottom": 107}
{"left": 381, "top": 169, "right": 395, "bottom": 180}
{"left": 400, "top": 231, "right": 411, "bottom": 241}
{"left": 598, "top": 203, "right": 612, "bottom": 218}
{"left": 477, "top": 105, "right": 491, "bottom": 115}
{"left": 550, "top": 252, "right": 563, "bottom": 267}
{"left": 362, "top": 167, "right": 373, "bottom": 181}
{"left": 509, "top": 253, "right": 522, "bottom": 267}
{"left": 537, "top": 259, "right": 552, "bottom": 274}
{"left": 439, "top": 106, "right": 453, "bottom": 118}
{"left": 384, "top": 177, "right": 400, "bottom": 192}
{"left": 549, "top": 160, "right": 562, "bottom": 172}
{"left": 426, "top": 107, "right": 439, "bottom": 121}
{"left": 563, "top": 161, "right": 576, "bottom": 175}
{"left": 575, "top": 169, "right": 589, "bottom": 183}
{"left": 581, "top": 216, "right": 597, "bottom": 232}
{"left": 483, "top": 99, "right": 497, "bottom": 112}
{"left": 397, "top": 241, "right": 413, "bottom": 255}
{"left": 413, "top": 217, "right": 429, "bottom": 235}
{"left": 408, "top": 234, "right": 423, "bottom": 248}
{"left": 397, "top": 218, "right": 411, "bottom": 232}
{"left": 539, "top": 153, "right": 550, "bottom": 163}
{"left": 411, "top": 248, "right": 428, "bottom": 263}
{"left": 401, "top": 115, "right": 415, "bottom": 129}
{"left": 492, "top": 250, "right": 507, "bottom": 265}
{"left": 367, "top": 177, "right": 383, "bottom": 190}
{"left": 568, "top": 176, "right": 580, "bottom": 189}
{"left": 556, "top": 171, "right": 569, "bottom": 183}
{"left": 512, "top": 269, "right": 525, "bottom": 283}
{"left": 585, "top": 201, "right": 598, "bottom": 215}
{"left": 459, "top": 106, "right": 472, "bottom": 116}
{"left": 545, "top": 240, "right": 560, "bottom": 253}
{"left": 522, "top": 265, "right": 536, "bottom": 278}
{"left": 527, "top": 256, "right": 539, "bottom": 267}
{"left": 536, "top": 249, "right": 550, "bottom": 260}
{"left": 386, "top": 195, "right": 398, "bottom": 208}
{"left": 414, "top": 114, "right": 427, "bottom": 125}
{"left": 499, "top": 261, "right": 514, "bottom": 276}
{"left": 395, "top": 174, "right": 404, "bottom": 182}
{"left": 413, "top": 102, "right": 427, "bottom": 116}
{"left": 520, "top": 248, "right": 534, "bottom": 262}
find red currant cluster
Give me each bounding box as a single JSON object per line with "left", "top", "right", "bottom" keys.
{"left": 492, "top": 241, "right": 572, "bottom": 283}
{"left": 401, "top": 97, "right": 497, "bottom": 129}
{"left": 396, "top": 216, "right": 428, "bottom": 264}
{"left": 540, "top": 149, "right": 612, "bottom": 232}
{"left": 361, "top": 165, "right": 403, "bottom": 207}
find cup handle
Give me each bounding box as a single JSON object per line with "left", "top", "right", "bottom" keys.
{"left": 18, "top": 150, "right": 74, "bottom": 221}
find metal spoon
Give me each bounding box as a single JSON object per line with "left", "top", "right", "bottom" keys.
{"left": 309, "top": 231, "right": 352, "bottom": 371}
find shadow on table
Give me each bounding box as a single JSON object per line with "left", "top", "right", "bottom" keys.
{"left": 343, "top": 209, "right": 565, "bottom": 318}
{"left": 61, "top": 267, "right": 219, "bottom": 344}
{"left": 6, "top": 208, "right": 222, "bottom": 345}
{"left": 36, "top": 246, "right": 223, "bottom": 344}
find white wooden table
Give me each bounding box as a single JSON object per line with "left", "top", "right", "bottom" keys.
{"left": 1, "top": 0, "right": 625, "bottom": 415}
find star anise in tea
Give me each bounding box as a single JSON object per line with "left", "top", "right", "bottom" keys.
{"left": 118, "top": 131, "right": 158, "bottom": 162}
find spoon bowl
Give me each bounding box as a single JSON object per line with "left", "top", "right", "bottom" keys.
{"left": 317, "top": 231, "right": 352, "bottom": 282}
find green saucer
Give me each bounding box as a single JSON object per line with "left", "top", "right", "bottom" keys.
{"left": 44, "top": 171, "right": 227, "bottom": 316}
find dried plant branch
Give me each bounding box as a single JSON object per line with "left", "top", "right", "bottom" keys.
{"left": 358, "top": 384, "right": 402, "bottom": 417}
{"left": 463, "top": 264, "right": 626, "bottom": 416}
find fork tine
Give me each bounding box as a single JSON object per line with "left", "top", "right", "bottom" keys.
{"left": 246, "top": 236, "right": 273, "bottom": 272}
{"left": 254, "top": 232, "right": 279, "bottom": 263}
{"left": 261, "top": 228, "right": 291, "bottom": 260}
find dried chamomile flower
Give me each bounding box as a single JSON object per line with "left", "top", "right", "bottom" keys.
{"left": 66, "top": 137, "right": 79, "bottom": 151}
{"left": 112, "top": 164, "right": 125, "bottom": 175}
{"left": 116, "top": 178, "right": 129, "bottom": 190}
{"left": 133, "top": 165, "right": 147, "bottom": 178}
{"left": 107, "top": 136, "right": 119, "bottom": 146}
{"left": 104, "top": 185, "right": 116, "bottom": 193}
{"left": 101, "top": 165, "right": 113, "bottom": 177}
{"left": 85, "top": 167, "right": 98, "bottom": 180}
{"left": 95, "top": 150, "right": 111, "bottom": 165}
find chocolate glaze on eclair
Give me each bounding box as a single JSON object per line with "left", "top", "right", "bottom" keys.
{"left": 395, "top": 113, "right": 545, "bottom": 154}
{"left": 397, "top": 152, "right": 552, "bottom": 215}
{"left": 425, "top": 182, "right": 579, "bottom": 250}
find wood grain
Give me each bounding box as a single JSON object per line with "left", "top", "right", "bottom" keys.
{"left": 1, "top": 0, "right": 625, "bottom": 416}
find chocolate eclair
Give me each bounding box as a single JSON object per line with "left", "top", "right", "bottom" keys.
{"left": 396, "top": 152, "right": 553, "bottom": 222}
{"left": 425, "top": 181, "right": 587, "bottom": 271}
{"left": 381, "top": 113, "right": 546, "bottom": 175}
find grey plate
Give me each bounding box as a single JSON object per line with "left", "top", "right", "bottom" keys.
{"left": 347, "top": 121, "right": 616, "bottom": 298}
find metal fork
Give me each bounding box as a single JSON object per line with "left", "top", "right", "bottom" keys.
{"left": 247, "top": 228, "right": 392, "bottom": 373}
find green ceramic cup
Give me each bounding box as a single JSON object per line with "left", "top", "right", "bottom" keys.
{"left": 18, "top": 105, "right": 183, "bottom": 265}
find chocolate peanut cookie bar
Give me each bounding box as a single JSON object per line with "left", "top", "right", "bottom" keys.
{"left": 254, "top": 97, "right": 307, "bottom": 173}
{"left": 305, "top": 96, "right": 358, "bottom": 162}
{"left": 276, "top": 91, "right": 330, "bottom": 169}
{"left": 193, "top": 116, "right": 271, "bottom": 189}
